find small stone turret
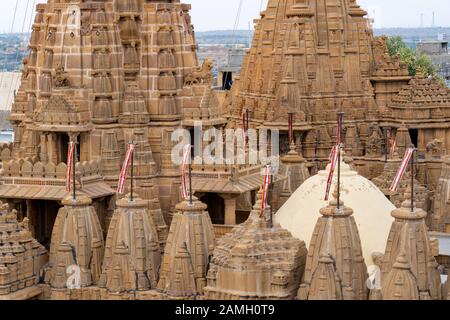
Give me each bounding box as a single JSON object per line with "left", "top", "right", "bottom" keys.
{"left": 380, "top": 186, "right": 441, "bottom": 300}
{"left": 0, "top": 202, "right": 47, "bottom": 300}
{"left": 46, "top": 193, "right": 104, "bottom": 299}
{"left": 381, "top": 249, "right": 420, "bottom": 300}
{"left": 98, "top": 195, "right": 161, "bottom": 294}
{"left": 394, "top": 124, "right": 413, "bottom": 157}
{"left": 157, "top": 196, "right": 215, "bottom": 299}
{"left": 204, "top": 190, "right": 307, "bottom": 300}
{"left": 306, "top": 254, "right": 343, "bottom": 300}
{"left": 298, "top": 188, "right": 369, "bottom": 300}
{"left": 278, "top": 142, "right": 310, "bottom": 208}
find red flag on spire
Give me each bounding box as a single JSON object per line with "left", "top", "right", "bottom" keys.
{"left": 389, "top": 148, "right": 414, "bottom": 192}
{"left": 180, "top": 144, "right": 191, "bottom": 200}
{"left": 324, "top": 144, "right": 339, "bottom": 201}
{"left": 66, "top": 141, "right": 75, "bottom": 192}
{"left": 117, "top": 143, "right": 135, "bottom": 194}
{"left": 324, "top": 113, "right": 344, "bottom": 200}
{"left": 260, "top": 165, "right": 271, "bottom": 218}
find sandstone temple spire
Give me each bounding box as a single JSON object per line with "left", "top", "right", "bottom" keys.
{"left": 298, "top": 187, "right": 369, "bottom": 300}
{"left": 157, "top": 196, "right": 215, "bottom": 299}
{"left": 379, "top": 186, "right": 441, "bottom": 300}
{"left": 98, "top": 195, "right": 161, "bottom": 295}
{"left": 3, "top": 0, "right": 223, "bottom": 255}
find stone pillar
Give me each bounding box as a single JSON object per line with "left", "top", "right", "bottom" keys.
{"left": 40, "top": 133, "right": 47, "bottom": 162}
{"left": 220, "top": 194, "right": 237, "bottom": 225}
{"left": 25, "top": 200, "right": 35, "bottom": 238}
{"left": 267, "top": 129, "right": 272, "bottom": 158}
{"left": 47, "top": 133, "right": 57, "bottom": 164}
{"left": 68, "top": 132, "right": 79, "bottom": 143}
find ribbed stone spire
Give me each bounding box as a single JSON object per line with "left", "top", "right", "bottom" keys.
{"left": 380, "top": 187, "right": 441, "bottom": 300}
{"left": 157, "top": 196, "right": 215, "bottom": 299}
{"left": 298, "top": 190, "right": 368, "bottom": 300}
{"left": 46, "top": 193, "right": 104, "bottom": 299}
{"left": 98, "top": 196, "right": 161, "bottom": 294}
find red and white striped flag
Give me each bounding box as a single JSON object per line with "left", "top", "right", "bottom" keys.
{"left": 260, "top": 165, "right": 271, "bottom": 218}
{"left": 181, "top": 144, "right": 191, "bottom": 200}
{"left": 66, "top": 142, "right": 75, "bottom": 192}
{"left": 389, "top": 148, "right": 414, "bottom": 192}
{"left": 324, "top": 144, "right": 339, "bottom": 201}
{"left": 117, "top": 143, "right": 135, "bottom": 194}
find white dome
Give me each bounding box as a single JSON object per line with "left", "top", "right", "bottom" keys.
{"left": 275, "top": 158, "right": 395, "bottom": 267}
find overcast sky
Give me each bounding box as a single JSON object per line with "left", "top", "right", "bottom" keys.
{"left": 0, "top": 0, "right": 448, "bottom": 33}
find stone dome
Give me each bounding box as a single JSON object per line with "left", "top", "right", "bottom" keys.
{"left": 275, "top": 157, "right": 395, "bottom": 267}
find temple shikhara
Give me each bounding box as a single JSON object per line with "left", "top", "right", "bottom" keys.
{"left": 0, "top": 0, "right": 449, "bottom": 300}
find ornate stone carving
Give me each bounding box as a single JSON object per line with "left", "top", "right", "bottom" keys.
{"left": 184, "top": 59, "right": 214, "bottom": 86}
{"left": 53, "top": 65, "right": 70, "bottom": 88}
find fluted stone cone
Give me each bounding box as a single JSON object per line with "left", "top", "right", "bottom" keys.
{"left": 157, "top": 196, "right": 215, "bottom": 298}
{"left": 381, "top": 186, "right": 441, "bottom": 300}
{"left": 381, "top": 250, "right": 419, "bottom": 300}
{"left": 299, "top": 189, "right": 368, "bottom": 300}
{"left": 98, "top": 195, "right": 161, "bottom": 293}
{"left": 47, "top": 193, "right": 104, "bottom": 291}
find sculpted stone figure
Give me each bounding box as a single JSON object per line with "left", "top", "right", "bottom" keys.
{"left": 426, "top": 138, "right": 443, "bottom": 157}
{"left": 184, "top": 59, "right": 214, "bottom": 85}
{"left": 366, "top": 129, "right": 383, "bottom": 157}
{"left": 53, "top": 64, "right": 71, "bottom": 88}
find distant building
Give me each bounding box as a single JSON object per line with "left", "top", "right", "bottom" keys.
{"left": 417, "top": 40, "right": 450, "bottom": 82}
{"left": 217, "top": 48, "right": 246, "bottom": 90}
{"left": 0, "top": 72, "right": 20, "bottom": 111}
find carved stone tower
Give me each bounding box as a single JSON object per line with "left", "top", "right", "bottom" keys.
{"left": 45, "top": 193, "right": 104, "bottom": 300}
{"left": 204, "top": 190, "right": 308, "bottom": 300}
{"left": 380, "top": 187, "right": 442, "bottom": 300}
{"left": 298, "top": 188, "right": 369, "bottom": 300}
{"left": 157, "top": 196, "right": 215, "bottom": 299}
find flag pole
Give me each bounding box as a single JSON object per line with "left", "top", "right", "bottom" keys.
{"left": 288, "top": 112, "right": 294, "bottom": 146}
{"left": 72, "top": 140, "right": 77, "bottom": 201}
{"left": 130, "top": 141, "right": 135, "bottom": 202}
{"left": 337, "top": 112, "right": 344, "bottom": 211}
{"left": 189, "top": 145, "right": 193, "bottom": 206}
{"left": 410, "top": 148, "right": 416, "bottom": 212}
{"left": 269, "top": 169, "right": 273, "bottom": 228}
{"left": 246, "top": 109, "right": 249, "bottom": 136}
{"left": 384, "top": 128, "right": 389, "bottom": 162}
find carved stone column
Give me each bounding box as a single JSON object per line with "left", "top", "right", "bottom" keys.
{"left": 68, "top": 132, "right": 80, "bottom": 143}
{"left": 220, "top": 194, "right": 238, "bottom": 225}
{"left": 40, "top": 133, "right": 48, "bottom": 162}
{"left": 26, "top": 199, "right": 35, "bottom": 238}
{"left": 47, "top": 133, "right": 57, "bottom": 164}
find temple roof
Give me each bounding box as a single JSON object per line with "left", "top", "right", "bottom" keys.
{"left": 276, "top": 156, "right": 395, "bottom": 267}
{"left": 204, "top": 190, "right": 307, "bottom": 300}
{"left": 0, "top": 201, "right": 47, "bottom": 300}
{"left": 228, "top": 0, "right": 380, "bottom": 125}
{"left": 192, "top": 165, "right": 286, "bottom": 194}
